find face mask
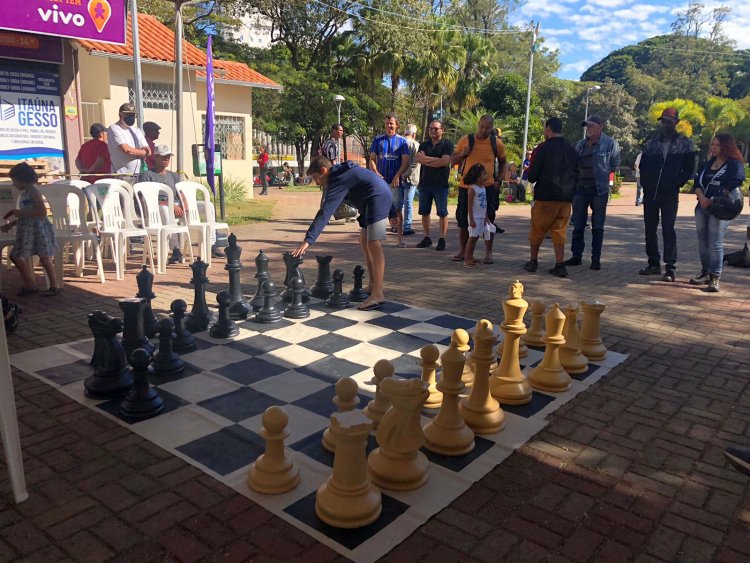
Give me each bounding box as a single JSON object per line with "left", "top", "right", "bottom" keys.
{"left": 123, "top": 115, "right": 136, "bottom": 126}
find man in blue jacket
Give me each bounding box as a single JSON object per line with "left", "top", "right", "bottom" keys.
{"left": 565, "top": 115, "right": 621, "bottom": 270}
{"left": 292, "top": 156, "right": 393, "bottom": 311}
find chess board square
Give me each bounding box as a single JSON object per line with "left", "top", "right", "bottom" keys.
{"left": 290, "top": 428, "right": 378, "bottom": 468}
{"left": 194, "top": 327, "right": 258, "bottom": 345}
{"left": 571, "top": 363, "right": 601, "bottom": 381}
{"left": 132, "top": 404, "right": 234, "bottom": 449}
{"left": 38, "top": 359, "right": 90, "bottom": 386}
{"left": 176, "top": 424, "right": 264, "bottom": 476}
{"left": 377, "top": 301, "right": 410, "bottom": 314}
{"left": 186, "top": 337, "right": 215, "bottom": 351}
{"left": 180, "top": 345, "right": 252, "bottom": 371}
{"left": 67, "top": 338, "right": 93, "bottom": 357}
{"left": 501, "top": 391, "right": 556, "bottom": 418}
{"left": 11, "top": 346, "right": 79, "bottom": 374}
{"left": 197, "top": 387, "right": 284, "bottom": 422}
{"left": 96, "top": 388, "right": 189, "bottom": 423}
{"left": 262, "top": 323, "right": 329, "bottom": 344}
{"left": 400, "top": 322, "right": 455, "bottom": 343}
{"left": 223, "top": 334, "right": 290, "bottom": 356}
{"left": 258, "top": 345, "right": 327, "bottom": 369}
{"left": 300, "top": 314, "right": 358, "bottom": 332}
{"left": 244, "top": 318, "right": 294, "bottom": 333}
{"left": 158, "top": 372, "right": 242, "bottom": 403}
{"left": 299, "top": 333, "right": 360, "bottom": 355}
{"left": 333, "top": 323, "right": 392, "bottom": 342}
{"left": 213, "top": 357, "right": 291, "bottom": 385}
{"left": 365, "top": 315, "right": 420, "bottom": 331}
{"left": 392, "top": 306, "right": 443, "bottom": 321}
{"left": 421, "top": 436, "right": 495, "bottom": 472}
{"left": 334, "top": 342, "right": 402, "bottom": 366}
{"left": 297, "top": 356, "right": 369, "bottom": 382}
{"left": 390, "top": 354, "right": 422, "bottom": 379}
{"left": 149, "top": 362, "right": 204, "bottom": 386}
{"left": 250, "top": 371, "right": 331, "bottom": 402}
{"left": 370, "top": 332, "right": 429, "bottom": 354}
{"left": 284, "top": 489, "right": 409, "bottom": 550}
{"left": 426, "top": 314, "right": 476, "bottom": 331}
{"left": 291, "top": 387, "right": 371, "bottom": 419}
{"left": 330, "top": 308, "right": 386, "bottom": 322}
{"left": 239, "top": 403, "right": 329, "bottom": 444}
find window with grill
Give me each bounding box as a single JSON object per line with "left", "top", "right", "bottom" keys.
{"left": 128, "top": 81, "right": 176, "bottom": 110}
{"left": 202, "top": 115, "right": 245, "bottom": 160}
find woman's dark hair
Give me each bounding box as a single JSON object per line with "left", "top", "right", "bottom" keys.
{"left": 9, "top": 162, "right": 38, "bottom": 184}
{"left": 463, "top": 163, "right": 486, "bottom": 186}
{"left": 715, "top": 133, "right": 744, "bottom": 163}
{"left": 90, "top": 123, "right": 106, "bottom": 139}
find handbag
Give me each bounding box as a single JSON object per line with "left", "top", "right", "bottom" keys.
{"left": 710, "top": 187, "right": 744, "bottom": 221}
{"left": 333, "top": 199, "right": 358, "bottom": 220}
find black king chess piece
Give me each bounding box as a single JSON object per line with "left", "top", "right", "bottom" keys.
{"left": 224, "top": 234, "right": 251, "bottom": 320}
{"left": 250, "top": 249, "right": 270, "bottom": 311}
{"left": 281, "top": 251, "right": 310, "bottom": 303}
{"left": 326, "top": 269, "right": 351, "bottom": 308}
{"left": 185, "top": 259, "right": 215, "bottom": 333}
{"left": 135, "top": 265, "right": 158, "bottom": 338}
{"left": 311, "top": 255, "right": 334, "bottom": 299}
{"left": 256, "top": 280, "right": 284, "bottom": 323}
{"left": 284, "top": 276, "right": 310, "bottom": 319}
{"left": 211, "top": 290, "right": 240, "bottom": 338}
{"left": 170, "top": 299, "right": 196, "bottom": 352}
{"left": 84, "top": 311, "right": 133, "bottom": 399}
{"left": 119, "top": 297, "right": 155, "bottom": 359}
{"left": 349, "top": 265, "right": 369, "bottom": 302}
{"left": 152, "top": 318, "right": 185, "bottom": 377}
{"left": 120, "top": 348, "right": 164, "bottom": 421}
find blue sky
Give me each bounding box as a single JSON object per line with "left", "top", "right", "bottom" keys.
{"left": 511, "top": 0, "right": 750, "bottom": 80}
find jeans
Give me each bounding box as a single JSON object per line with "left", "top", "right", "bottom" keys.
{"left": 402, "top": 182, "right": 417, "bottom": 230}
{"left": 695, "top": 204, "right": 729, "bottom": 276}
{"left": 570, "top": 187, "right": 608, "bottom": 260}
{"left": 635, "top": 178, "right": 643, "bottom": 205}
{"left": 643, "top": 196, "right": 678, "bottom": 268}
{"left": 259, "top": 167, "right": 268, "bottom": 194}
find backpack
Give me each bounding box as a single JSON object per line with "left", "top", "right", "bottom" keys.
{"left": 460, "top": 133, "right": 501, "bottom": 180}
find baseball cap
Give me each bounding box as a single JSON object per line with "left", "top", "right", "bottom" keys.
{"left": 581, "top": 115, "right": 604, "bottom": 127}
{"left": 657, "top": 108, "right": 679, "bottom": 122}
{"left": 154, "top": 144, "right": 173, "bottom": 156}
{"left": 142, "top": 121, "right": 161, "bottom": 131}
{"left": 118, "top": 103, "right": 137, "bottom": 114}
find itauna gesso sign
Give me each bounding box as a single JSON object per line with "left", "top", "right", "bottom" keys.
{"left": 0, "top": 0, "right": 126, "bottom": 45}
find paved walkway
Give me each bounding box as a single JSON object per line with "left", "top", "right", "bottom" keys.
{"left": 1, "top": 184, "right": 749, "bottom": 562}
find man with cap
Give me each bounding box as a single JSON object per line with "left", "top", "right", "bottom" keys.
{"left": 565, "top": 115, "right": 620, "bottom": 272}
{"left": 142, "top": 121, "right": 161, "bottom": 171}
{"left": 637, "top": 108, "right": 696, "bottom": 281}
{"left": 107, "top": 103, "right": 150, "bottom": 184}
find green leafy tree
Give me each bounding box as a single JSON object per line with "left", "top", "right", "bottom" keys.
{"left": 453, "top": 32, "right": 496, "bottom": 114}
{"left": 648, "top": 99, "right": 706, "bottom": 137}
{"left": 704, "top": 96, "right": 746, "bottom": 140}
{"left": 139, "top": 0, "right": 240, "bottom": 41}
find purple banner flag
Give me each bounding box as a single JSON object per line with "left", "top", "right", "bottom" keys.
{"left": 205, "top": 35, "right": 216, "bottom": 193}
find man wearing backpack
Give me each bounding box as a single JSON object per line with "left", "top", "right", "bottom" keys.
{"left": 450, "top": 115, "right": 506, "bottom": 263}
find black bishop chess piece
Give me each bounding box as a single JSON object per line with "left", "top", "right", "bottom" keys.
{"left": 311, "top": 255, "right": 334, "bottom": 299}
{"left": 326, "top": 269, "right": 351, "bottom": 308}
{"left": 250, "top": 249, "right": 271, "bottom": 311}
{"left": 84, "top": 311, "right": 133, "bottom": 399}
{"left": 185, "top": 259, "right": 215, "bottom": 333}
{"left": 135, "top": 265, "right": 158, "bottom": 338}
{"left": 256, "top": 280, "right": 284, "bottom": 323}
{"left": 119, "top": 298, "right": 155, "bottom": 360}
{"left": 170, "top": 299, "right": 196, "bottom": 353}
{"left": 120, "top": 348, "right": 164, "bottom": 421}
{"left": 224, "top": 233, "right": 251, "bottom": 320}
{"left": 210, "top": 290, "right": 239, "bottom": 338}
{"left": 349, "top": 265, "right": 369, "bottom": 302}
{"left": 284, "top": 277, "right": 310, "bottom": 319}
{"left": 152, "top": 318, "right": 185, "bottom": 377}
{"left": 281, "top": 251, "right": 310, "bottom": 303}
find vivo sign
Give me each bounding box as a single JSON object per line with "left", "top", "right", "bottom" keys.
{"left": 0, "top": 0, "right": 125, "bottom": 45}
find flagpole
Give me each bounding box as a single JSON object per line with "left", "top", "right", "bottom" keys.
{"left": 520, "top": 21, "right": 539, "bottom": 167}
{"left": 131, "top": 0, "right": 144, "bottom": 121}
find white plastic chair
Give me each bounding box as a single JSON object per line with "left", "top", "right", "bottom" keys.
{"left": 133, "top": 182, "right": 194, "bottom": 274}
{"left": 176, "top": 181, "right": 229, "bottom": 267}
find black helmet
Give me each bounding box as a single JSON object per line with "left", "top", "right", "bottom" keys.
{"left": 710, "top": 190, "right": 744, "bottom": 221}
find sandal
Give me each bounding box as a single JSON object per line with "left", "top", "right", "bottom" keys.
{"left": 44, "top": 287, "right": 61, "bottom": 297}
{"left": 397, "top": 241, "right": 406, "bottom": 248}
{"left": 16, "top": 287, "right": 38, "bottom": 297}
{"left": 451, "top": 255, "right": 465, "bottom": 262}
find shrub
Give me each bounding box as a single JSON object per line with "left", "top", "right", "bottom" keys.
{"left": 195, "top": 175, "right": 249, "bottom": 203}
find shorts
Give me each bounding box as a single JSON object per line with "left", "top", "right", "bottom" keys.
{"left": 362, "top": 218, "right": 387, "bottom": 241}
{"left": 418, "top": 186, "right": 448, "bottom": 217}
{"left": 390, "top": 186, "right": 403, "bottom": 210}
{"left": 455, "top": 188, "right": 469, "bottom": 229}
{"left": 485, "top": 184, "right": 499, "bottom": 223}
{"left": 529, "top": 201, "right": 572, "bottom": 245}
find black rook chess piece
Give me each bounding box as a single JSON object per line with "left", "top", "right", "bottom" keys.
{"left": 225, "top": 234, "right": 251, "bottom": 320}
{"left": 119, "top": 298, "right": 155, "bottom": 360}
{"left": 250, "top": 249, "right": 270, "bottom": 311}
{"left": 349, "top": 265, "right": 369, "bottom": 302}
{"left": 326, "top": 269, "right": 351, "bottom": 308}
{"left": 170, "top": 299, "right": 196, "bottom": 352}
{"left": 135, "top": 265, "right": 158, "bottom": 338}
{"left": 256, "top": 280, "right": 284, "bottom": 323}
{"left": 120, "top": 348, "right": 164, "bottom": 421}
{"left": 185, "top": 259, "right": 215, "bottom": 333}
{"left": 281, "top": 251, "right": 309, "bottom": 303}
{"left": 152, "top": 318, "right": 184, "bottom": 377}
{"left": 84, "top": 311, "right": 133, "bottom": 399}
{"left": 284, "top": 277, "right": 310, "bottom": 319}
{"left": 210, "top": 290, "right": 239, "bottom": 338}
{"left": 311, "top": 255, "right": 334, "bottom": 299}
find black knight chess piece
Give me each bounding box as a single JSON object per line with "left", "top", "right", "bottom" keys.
{"left": 210, "top": 290, "right": 239, "bottom": 338}
{"left": 135, "top": 265, "right": 158, "bottom": 338}
{"left": 170, "top": 299, "right": 196, "bottom": 352}
{"left": 225, "top": 234, "right": 251, "bottom": 320}
{"left": 185, "top": 259, "right": 215, "bottom": 333}
{"left": 152, "top": 318, "right": 185, "bottom": 377}
{"left": 250, "top": 249, "right": 271, "bottom": 311}
{"left": 281, "top": 251, "right": 310, "bottom": 303}
{"left": 349, "top": 265, "right": 369, "bottom": 302}
{"left": 120, "top": 348, "right": 164, "bottom": 421}
{"left": 326, "top": 269, "right": 351, "bottom": 308}
{"left": 119, "top": 297, "right": 154, "bottom": 359}
{"left": 256, "top": 280, "right": 284, "bottom": 323}
{"left": 284, "top": 277, "right": 310, "bottom": 319}
{"left": 84, "top": 311, "right": 133, "bottom": 399}
{"left": 311, "top": 255, "right": 334, "bottom": 299}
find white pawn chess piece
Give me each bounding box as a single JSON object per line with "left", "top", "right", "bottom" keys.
{"left": 420, "top": 344, "right": 443, "bottom": 409}
{"left": 528, "top": 303, "right": 571, "bottom": 393}
{"left": 559, "top": 304, "right": 589, "bottom": 375}
{"left": 459, "top": 319, "right": 505, "bottom": 434}
{"left": 367, "top": 377, "right": 429, "bottom": 491}
{"left": 315, "top": 410, "right": 382, "bottom": 528}
{"left": 580, "top": 300, "right": 608, "bottom": 361}
{"left": 247, "top": 406, "right": 300, "bottom": 494}
{"left": 423, "top": 329, "right": 475, "bottom": 456}
{"left": 522, "top": 300, "right": 546, "bottom": 347}
{"left": 322, "top": 377, "right": 360, "bottom": 453}
{"left": 364, "top": 359, "right": 394, "bottom": 429}
{"left": 462, "top": 354, "right": 475, "bottom": 389}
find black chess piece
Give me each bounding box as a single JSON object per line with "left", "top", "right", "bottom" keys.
{"left": 326, "top": 269, "right": 351, "bottom": 308}
{"left": 120, "top": 348, "right": 164, "bottom": 420}
{"left": 84, "top": 311, "right": 133, "bottom": 399}
{"left": 311, "top": 255, "right": 334, "bottom": 299}
{"left": 119, "top": 298, "right": 154, "bottom": 359}
{"left": 170, "top": 299, "right": 196, "bottom": 352}
{"left": 210, "top": 290, "right": 239, "bottom": 337}
{"left": 256, "top": 280, "right": 283, "bottom": 323}
{"left": 224, "top": 234, "right": 251, "bottom": 320}
{"left": 152, "top": 318, "right": 185, "bottom": 377}
{"left": 284, "top": 276, "right": 310, "bottom": 319}
{"left": 281, "top": 251, "right": 309, "bottom": 303}
{"left": 135, "top": 265, "right": 158, "bottom": 338}
{"left": 349, "top": 265, "right": 369, "bottom": 302}
{"left": 250, "top": 249, "right": 270, "bottom": 311}
{"left": 185, "top": 259, "right": 215, "bottom": 333}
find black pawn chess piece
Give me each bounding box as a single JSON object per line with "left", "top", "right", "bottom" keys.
{"left": 135, "top": 265, "right": 158, "bottom": 338}
{"left": 256, "top": 280, "right": 284, "bottom": 323}
{"left": 186, "top": 259, "right": 215, "bottom": 333}
{"left": 170, "top": 299, "right": 196, "bottom": 352}
{"left": 152, "top": 318, "right": 185, "bottom": 377}
{"left": 84, "top": 311, "right": 133, "bottom": 399}
{"left": 349, "top": 265, "right": 369, "bottom": 302}
{"left": 225, "top": 233, "right": 251, "bottom": 320}
{"left": 120, "top": 348, "right": 164, "bottom": 421}
{"left": 326, "top": 269, "right": 351, "bottom": 309}
{"left": 119, "top": 298, "right": 154, "bottom": 360}
{"left": 210, "top": 290, "right": 239, "bottom": 338}
{"left": 250, "top": 249, "right": 270, "bottom": 311}
{"left": 311, "top": 255, "right": 334, "bottom": 299}
{"left": 284, "top": 277, "right": 310, "bottom": 319}
{"left": 281, "top": 251, "right": 309, "bottom": 303}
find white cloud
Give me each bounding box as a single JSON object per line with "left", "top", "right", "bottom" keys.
{"left": 562, "top": 59, "right": 593, "bottom": 75}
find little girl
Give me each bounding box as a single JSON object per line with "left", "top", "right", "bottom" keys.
{"left": 0, "top": 162, "right": 59, "bottom": 296}
{"left": 462, "top": 163, "right": 490, "bottom": 267}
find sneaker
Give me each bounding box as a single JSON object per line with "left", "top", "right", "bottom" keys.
{"left": 549, "top": 263, "right": 568, "bottom": 277}
{"left": 403, "top": 229, "right": 416, "bottom": 236}
{"left": 524, "top": 260, "right": 538, "bottom": 273}
{"left": 725, "top": 446, "right": 750, "bottom": 476}
{"left": 435, "top": 238, "right": 446, "bottom": 251}
{"left": 689, "top": 271, "right": 710, "bottom": 285}
{"left": 211, "top": 246, "right": 226, "bottom": 259}
{"left": 707, "top": 275, "right": 720, "bottom": 293}
{"left": 590, "top": 259, "right": 601, "bottom": 271}
{"left": 168, "top": 249, "right": 184, "bottom": 265}
{"left": 564, "top": 256, "right": 582, "bottom": 266}
{"left": 416, "top": 237, "right": 432, "bottom": 248}
{"left": 494, "top": 224, "right": 505, "bottom": 234}
{"left": 638, "top": 264, "right": 661, "bottom": 275}
{"left": 662, "top": 269, "right": 676, "bottom": 282}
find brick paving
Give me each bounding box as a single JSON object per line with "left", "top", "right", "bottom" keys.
{"left": 1, "top": 183, "right": 749, "bottom": 562}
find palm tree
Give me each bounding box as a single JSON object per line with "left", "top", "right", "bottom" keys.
{"left": 649, "top": 99, "right": 706, "bottom": 137}
{"left": 453, "top": 33, "right": 496, "bottom": 114}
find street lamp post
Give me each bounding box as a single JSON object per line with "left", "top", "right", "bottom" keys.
{"left": 583, "top": 85, "right": 601, "bottom": 139}
{"left": 334, "top": 94, "right": 345, "bottom": 162}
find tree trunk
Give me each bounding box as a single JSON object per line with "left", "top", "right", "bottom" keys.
{"left": 295, "top": 139, "right": 309, "bottom": 177}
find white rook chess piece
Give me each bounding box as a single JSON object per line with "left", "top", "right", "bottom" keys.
{"left": 315, "top": 410, "right": 382, "bottom": 528}
{"left": 559, "top": 304, "right": 589, "bottom": 375}
{"left": 364, "top": 359, "right": 394, "bottom": 430}
{"left": 322, "top": 377, "right": 360, "bottom": 453}
{"left": 423, "top": 329, "right": 475, "bottom": 456}
{"left": 522, "top": 300, "right": 546, "bottom": 347}
{"left": 528, "top": 303, "right": 571, "bottom": 393}
{"left": 247, "top": 406, "right": 300, "bottom": 494}
{"left": 580, "top": 300, "right": 608, "bottom": 361}
{"left": 420, "top": 344, "right": 443, "bottom": 409}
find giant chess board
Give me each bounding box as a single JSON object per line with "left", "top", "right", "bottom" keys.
{"left": 11, "top": 299, "right": 627, "bottom": 562}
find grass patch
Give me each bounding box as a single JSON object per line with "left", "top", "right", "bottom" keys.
{"left": 282, "top": 185, "right": 322, "bottom": 192}
{"left": 223, "top": 198, "right": 276, "bottom": 226}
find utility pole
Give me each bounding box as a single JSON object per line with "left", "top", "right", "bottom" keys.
{"left": 131, "top": 0, "right": 144, "bottom": 122}
{"left": 174, "top": 1, "right": 186, "bottom": 175}
{"left": 520, "top": 21, "right": 539, "bottom": 171}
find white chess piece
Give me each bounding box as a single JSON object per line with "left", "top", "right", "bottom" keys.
{"left": 322, "top": 377, "right": 360, "bottom": 452}
{"left": 364, "top": 359, "right": 394, "bottom": 429}
{"left": 247, "top": 406, "right": 300, "bottom": 494}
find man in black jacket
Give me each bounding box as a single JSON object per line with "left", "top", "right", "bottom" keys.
{"left": 638, "top": 108, "right": 696, "bottom": 281}
{"left": 524, "top": 117, "right": 578, "bottom": 277}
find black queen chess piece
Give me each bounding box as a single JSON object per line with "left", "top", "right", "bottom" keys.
{"left": 152, "top": 318, "right": 185, "bottom": 378}
{"left": 326, "top": 269, "right": 351, "bottom": 309}
{"left": 284, "top": 277, "right": 310, "bottom": 319}
{"left": 170, "top": 299, "right": 196, "bottom": 353}
{"left": 257, "top": 280, "right": 284, "bottom": 323}
{"left": 119, "top": 297, "right": 155, "bottom": 359}
{"left": 120, "top": 348, "right": 164, "bottom": 421}
{"left": 135, "top": 265, "right": 158, "bottom": 338}
{"left": 84, "top": 311, "right": 133, "bottom": 400}
{"left": 185, "top": 259, "right": 215, "bottom": 333}
{"left": 281, "top": 251, "right": 310, "bottom": 303}
{"left": 349, "top": 265, "right": 369, "bottom": 302}
{"left": 224, "top": 234, "right": 251, "bottom": 320}
{"left": 311, "top": 255, "right": 334, "bottom": 299}
{"left": 250, "top": 249, "right": 271, "bottom": 311}
{"left": 210, "top": 290, "right": 240, "bottom": 338}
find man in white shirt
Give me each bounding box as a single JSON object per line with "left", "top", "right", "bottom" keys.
{"left": 107, "top": 103, "right": 150, "bottom": 183}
